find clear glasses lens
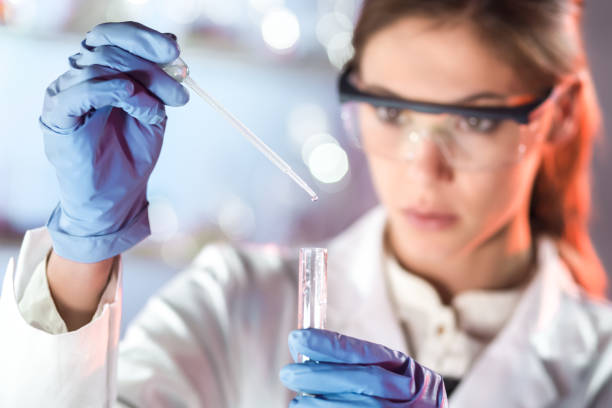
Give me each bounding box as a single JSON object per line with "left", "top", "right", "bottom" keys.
{"left": 340, "top": 102, "right": 548, "bottom": 170}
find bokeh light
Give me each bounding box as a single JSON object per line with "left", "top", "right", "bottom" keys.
{"left": 315, "top": 12, "right": 353, "bottom": 48}
{"left": 315, "top": 9, "right": 355, "bottom": 69}
{"left": 326, "top": 31, "right": 354, "bottom": 69}
{"left": 260, "top": 6, "right": 300, "bottom": 51}
{"left": 307, "top": 140, "right": 349, "bottom": 184}
{"left": 301, "top": 132, "right": 338, "bottom": 164}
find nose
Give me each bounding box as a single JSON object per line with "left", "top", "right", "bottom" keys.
{"left": 399, "top": 123, "right": 453, "bottom": 183}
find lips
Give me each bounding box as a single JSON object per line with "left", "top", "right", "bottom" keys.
{"left": 401, "top": 208, "right": 458, "bottom": 230}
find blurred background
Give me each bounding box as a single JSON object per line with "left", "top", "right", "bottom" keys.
{"left": 0, "top": 0, "right": 610, "bottom": 333}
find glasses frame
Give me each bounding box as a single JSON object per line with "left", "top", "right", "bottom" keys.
{"left": 337, "top": 64, "right": 556, "bottom": 125}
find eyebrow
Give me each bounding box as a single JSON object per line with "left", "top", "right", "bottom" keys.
{"left": 362, "top": 84, "right": 507, "bottom": 105}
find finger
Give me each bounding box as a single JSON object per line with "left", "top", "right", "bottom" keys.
{"left": 289, "top": 329, "right": 408, "bottom": 370}
{"left": 43, "top": 78, "right": 164, "bottom": 131}
{"left": 290, "top": 393, "right": 407, "bottom": 407}
{"left": 118, "top": 83, "right": 168, "bottom": 126}
{"left": 73, "top": 45, "right": 189, "bottom": 106}
{"left": 85, "top": 21, "right": 179, "bottom": 64}
{"left": 49, "top": 65, "right": 125, "bottom": 96}
{"left": 47, "top": 65, "right": 176, "bottom": 118}
{"left": 280, "top": 362, "right": 414, "bottom": 400}
{"left": 42, "top": 78, "right": 133, "bottom": 130}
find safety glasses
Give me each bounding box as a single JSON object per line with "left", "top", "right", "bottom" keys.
{"left": 337, "top": 64, "right": 567, "bottom": 170}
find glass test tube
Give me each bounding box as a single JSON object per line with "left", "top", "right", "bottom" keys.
{"left": 297, "top": 247, "right": 328, "bottom": 363}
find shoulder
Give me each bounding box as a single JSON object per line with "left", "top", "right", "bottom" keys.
{"left": 537, "top": 236, "right": 612, "bottom": 324}
{"left": 537, "top": 237, "right": 612, "bottom": 391}
{"left": 541, "top": 236, "right": 612, "bottom": 323}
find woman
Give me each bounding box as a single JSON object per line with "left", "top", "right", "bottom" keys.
{"left": 1, "top": 0, "right": 611, "bottom": 406}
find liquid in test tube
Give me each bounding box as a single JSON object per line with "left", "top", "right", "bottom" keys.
{"left": 297, "top": 247, "right": 328, "bottom": 363}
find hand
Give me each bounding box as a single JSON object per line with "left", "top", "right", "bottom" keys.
{"left": 280, "top": 329, "right": 448, "bottom": 407}
{"left": 41, "top": 21, "right": 189, "bottom": 263}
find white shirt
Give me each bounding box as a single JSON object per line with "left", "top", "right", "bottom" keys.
{"left": 384, "top": 249, "right": 524, "bottom": 377}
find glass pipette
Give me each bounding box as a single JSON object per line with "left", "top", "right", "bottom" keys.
{"left": 161, "top": 57, "right": 319, "bottom": 202}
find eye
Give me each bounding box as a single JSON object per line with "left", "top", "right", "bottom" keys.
{"left": 457, "top": 116, "right": 501, "bottom": 133}
{"left": 375, "top": 106, "right": 404, "bottom": 125}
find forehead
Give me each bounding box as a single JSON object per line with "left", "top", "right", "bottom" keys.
{"left": 359, "top": 17, "right": 532, "bottom": 103}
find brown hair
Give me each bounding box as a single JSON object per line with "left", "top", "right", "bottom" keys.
{"left": 350, "top": 0, "right": 607, "bottom": 296}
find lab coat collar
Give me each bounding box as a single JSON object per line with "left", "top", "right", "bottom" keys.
{"left": 326, "top": 206, "right": 599, "bottom": 406}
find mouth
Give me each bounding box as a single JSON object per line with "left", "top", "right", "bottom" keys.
{"left": 400, "top": 208, "right": 458, "bottom": 231}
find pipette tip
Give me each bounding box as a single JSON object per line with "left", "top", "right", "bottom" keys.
{"left": 311, "top": 195, "right": 319, "bottom": 202}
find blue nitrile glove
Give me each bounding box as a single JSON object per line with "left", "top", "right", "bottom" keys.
{"left": 41, "top": 21, "right": 189, "bottom": 263}
{"left": 280, "top": 329, "right": 448, "bottom": 407}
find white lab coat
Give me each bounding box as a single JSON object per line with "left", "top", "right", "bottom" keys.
{"left": 1, "top": 206, "right": 611, "bottom": 407}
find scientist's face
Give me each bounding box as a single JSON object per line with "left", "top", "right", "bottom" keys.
{"left": 359, "top": 17, "right": 549, "bottom": 260}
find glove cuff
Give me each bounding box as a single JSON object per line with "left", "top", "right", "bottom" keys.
{"left": 47, "top": 203, "right": 151, "bottom": 263}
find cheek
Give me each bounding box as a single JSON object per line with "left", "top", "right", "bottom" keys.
{"left": 457, "top": 174, "right": 518, "bottom": 223}
{"left": 455, "top": 151, "right": 542, "bottom": 232}
{"left": 367, "top": 152, "right": 540, "bottom": 208}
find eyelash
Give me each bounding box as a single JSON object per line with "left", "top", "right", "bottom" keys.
{"left": 455, "top": 116, "right": 502, "bottom": 133}
{"left": 375, "top": 106, "right": 403, "bottom": 125}
{"left": 375, "top": 106, "right": 502, "bottom": 134}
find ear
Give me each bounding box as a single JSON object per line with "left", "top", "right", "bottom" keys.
{"left": 547, "top": 81, "right": 582, "bottom": 145}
